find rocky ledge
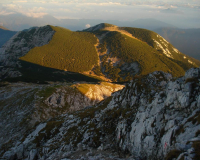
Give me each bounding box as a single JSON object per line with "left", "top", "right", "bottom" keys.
{"left": 1, "top": 68, "right": 200, "bottom": 160}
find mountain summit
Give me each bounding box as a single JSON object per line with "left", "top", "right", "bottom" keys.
{"left": 0, "top": 23, "right": 199, "bottom": 83}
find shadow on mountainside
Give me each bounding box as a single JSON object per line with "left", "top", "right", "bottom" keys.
{"left": 3, "top": 60, "right": 101, "bottom": 84}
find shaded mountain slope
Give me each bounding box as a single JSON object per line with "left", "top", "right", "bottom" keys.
{"left": 0, "top": 25, "right": 55, "bottom": 81}
{"left": 0, "top": 26, "right": 17, "bottom": 47}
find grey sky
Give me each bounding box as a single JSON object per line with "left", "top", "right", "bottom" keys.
{"left": 0, "top": 0, "right": 200, "bottom": 28}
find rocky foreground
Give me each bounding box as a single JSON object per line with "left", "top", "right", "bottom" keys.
{"left": 1, "top": 68, "right": 200, "bottom": 160}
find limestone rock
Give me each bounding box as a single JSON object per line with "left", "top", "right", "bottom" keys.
{"left": 1, "top": 68, "right": 200, "bottom": 160}
{"left": 0, "top": 25, "right": 55, "bottom": 80}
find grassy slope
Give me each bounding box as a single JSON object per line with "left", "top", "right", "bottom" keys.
{"left": 154, "top": 27, "right": 200, "bottom": 62}
{"left": 20, "top": 26, "right": 98, "bottom": 72}
{"left": 100, "top": 31, "right": 185, "bottom": 77}
{"left": 122, "top": 27, "right": 200, "bottom": 69}
{"left": 19, "top": 24, "right": 200, "bottom": 82}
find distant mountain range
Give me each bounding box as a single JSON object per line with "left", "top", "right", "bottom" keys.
{"left": 0, "top": 23, "right": 199, "bottom": 83}
{"left": 154, "top": 27, "right": 200, "bottom": 61}
{"left": 0, "top": 26, "right": 9, "bottom": 30}
{"left": 130, "top": 18, "right": 175, "bottom": 30}
{"left": 0, "top": 26, "right": 17, "bottom": 47}
{"left": 0, "top": 14, "right": 59, "bottom": 31}
{"left": 0, "top": 14, "right": 176, "bottom": 31}
{"left": 2, "top": 13, "right": 200, "bottom": 62}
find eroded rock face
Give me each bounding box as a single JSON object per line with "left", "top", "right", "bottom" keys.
{"left": 0, "top": 82, "right": 124, "bottom": 159}
{"left": 115, "top": 69, "right": 200, "bottom": 159}
{"left": 1, "top": 68, "right": 200, "bottom": 160}
{"left": 0, "top": 25, "right": 55, "bottom": 80}
{"left": 45, "top": 83, "right": 124, "bottom": 111}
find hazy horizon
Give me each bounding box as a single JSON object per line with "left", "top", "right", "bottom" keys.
{"left": 0, "top": 0, "right": 200, "bottom": 29}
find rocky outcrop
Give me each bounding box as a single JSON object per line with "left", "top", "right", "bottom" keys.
{"left": 0, "top": 25, "right": 55, "bottom": 80}
{"left": 1, "top": 68, "right": 200, "bottom": 160}
{"left": 0, "top": 82, "right": 124, "bottom": 159}
{"left": 45, "top": 82, "right": 124, "bottom": 111}
{"left": 115, "top": 68, "right": 200, "bottom": 159}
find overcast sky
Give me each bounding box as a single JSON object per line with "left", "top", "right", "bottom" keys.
{"left": 0, "top": 0, "right": 200, "bottom": 28}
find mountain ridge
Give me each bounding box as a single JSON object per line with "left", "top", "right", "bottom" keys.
{"left": 154, "top": 27, "right": 200, "bottom": 61}
{"left": 0, "top": 23, "right": 200, "bottom": 83}
{"left": 0, "top": 13, "right": 178, "bottom": 31}
{"left": 85, "top": 23, "right": 200, "bottom": 78}
{"left": 0, "top": 23, "right": 200, "bottom": 160}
